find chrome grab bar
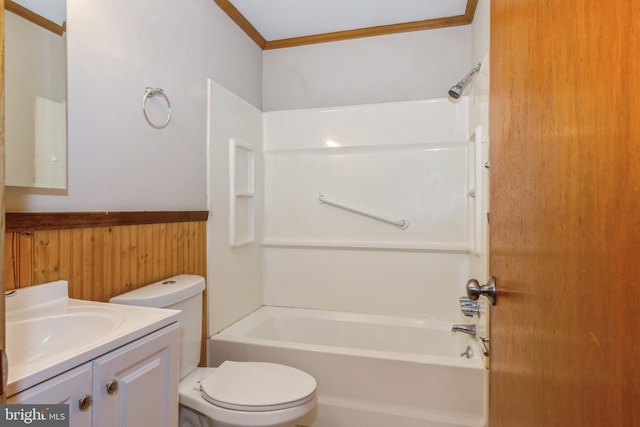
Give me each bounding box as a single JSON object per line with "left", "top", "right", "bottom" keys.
{"left": 318, "top": 193, "right": 409, "bottom": 229}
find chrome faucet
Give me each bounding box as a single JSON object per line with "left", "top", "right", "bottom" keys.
{"left": 451, "top": 324, "right": 476, "bottom": 337}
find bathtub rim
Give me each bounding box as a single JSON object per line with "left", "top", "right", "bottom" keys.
{"left": 210, "top": 305, "right": 485, "bottom": 370}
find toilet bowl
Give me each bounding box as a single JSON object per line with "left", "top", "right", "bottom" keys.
{"left": 110, "top": 275, "right": 317, "bottom": 427}
{"left": 179, "top": 366, "right": 317, "bottom": 427}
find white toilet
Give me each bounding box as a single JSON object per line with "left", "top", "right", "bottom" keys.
{"left": 110, "top": 275, "right": 317, "bottom": 427}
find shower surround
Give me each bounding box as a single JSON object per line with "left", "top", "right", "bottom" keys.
{"left": 262, "top": 97, "right": 475, "bottom": 322}
{"left": 207, "top": 86, "right": 488, "bottom": 426}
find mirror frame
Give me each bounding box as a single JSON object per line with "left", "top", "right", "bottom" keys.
{"left": 4, "top": 0, "right": 65, "bottom": 35}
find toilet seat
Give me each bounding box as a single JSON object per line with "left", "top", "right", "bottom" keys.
{"left": 199, "top": 361, "right": 317, "bottom": 412}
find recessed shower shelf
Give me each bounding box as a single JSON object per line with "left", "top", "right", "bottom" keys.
{"left": 229, "top": 139, "right": 255, "bottom": 247}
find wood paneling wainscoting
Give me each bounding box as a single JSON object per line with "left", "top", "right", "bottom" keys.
{"left": 5, "top": 211, "right": 207, "bottom": 298}
{"left": 5, "top": 211, "right": 208, "bottom": 362}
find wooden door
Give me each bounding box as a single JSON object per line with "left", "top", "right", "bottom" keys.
{"left": 0, "top": 0, "right": 6, "bottom": 404}
{"left": 489, "top": 1, "right": 640, "bottom": 426}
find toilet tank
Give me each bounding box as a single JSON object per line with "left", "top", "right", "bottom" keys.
{"left": 110, "top": 275, "right": 206, "bottom": 380}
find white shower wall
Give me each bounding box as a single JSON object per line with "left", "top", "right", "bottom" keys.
{"left": 262, "top": 98, "right": 474, "bottom": 321}
{"left": 207, "top": 81, "right": 264, "bottom": 335}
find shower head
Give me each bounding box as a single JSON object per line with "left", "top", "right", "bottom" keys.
{"left": 448, "top": 63, "right": 481, "bottom": 99}
{"left": 448, "top": 83, "right": 465, "bottom": 99}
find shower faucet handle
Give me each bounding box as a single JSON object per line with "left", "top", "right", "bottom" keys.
{"left": 459, "top": 296, "right": 480, "bottom": 317}
{"left": 461, "top": 305, "right": 480, "bottom": 317}
{"left": 459, "top": 296, "right": 475, "bottom": 305}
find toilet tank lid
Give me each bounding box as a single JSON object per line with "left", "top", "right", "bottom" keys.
{"left": 109, "top": 274, "right": 205, "bottom": 308}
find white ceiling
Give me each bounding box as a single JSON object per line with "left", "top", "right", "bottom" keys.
{"left": 228, "top": 0, "right": 469, "bottom": 40}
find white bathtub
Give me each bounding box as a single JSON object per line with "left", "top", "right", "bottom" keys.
{"left": 209, "top": 306, "right": 486, "bottom": 427}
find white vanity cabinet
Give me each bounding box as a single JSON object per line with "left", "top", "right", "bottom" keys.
{"left": 92, "top": 323, "right": 179, "bottom": 427}
{"left": 7, "top": 363, "right": 93, "bottom": 427}
{"left": 8, "top": 323, "right": 179, "bottom": 427}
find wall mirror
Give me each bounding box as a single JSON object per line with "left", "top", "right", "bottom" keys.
{"left": 4, "top": 0, "right": 67, "bottom": 189}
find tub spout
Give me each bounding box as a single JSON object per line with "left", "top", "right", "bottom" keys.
{"left": 451, "top": 324, "right": 476, "bottom": 337}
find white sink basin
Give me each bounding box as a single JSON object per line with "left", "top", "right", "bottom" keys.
{"left": 6, "top": 307, "right": 123, "bottom": 364}
{"left": 5, "top": 280, "right": 180, "bottom": 397}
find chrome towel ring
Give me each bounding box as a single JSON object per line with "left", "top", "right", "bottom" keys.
{"left": 142, "top": 87, "right": 171, "bottom": 129}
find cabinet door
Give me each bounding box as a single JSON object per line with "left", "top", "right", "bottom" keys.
{"left": 8, "top": 363, "right": 93, "bottom": 427}
{"left": 92, "top": 323, "right": 179, "bottom": 427}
